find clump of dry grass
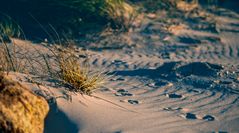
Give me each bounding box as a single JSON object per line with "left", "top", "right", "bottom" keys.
{"left": 0, "top": 39, "right": 106, "bottom": 95}
{"left": 0, "top": 14, "right": 135, "bottom": 112}
{"left": 0, "top": 15, "right": 106, "bottom": 95}
{"left": 53, "top": 47, "right": 106, "bottom": 94}
{"left": 104, "top": 0, "right": 139, "bottom": 30}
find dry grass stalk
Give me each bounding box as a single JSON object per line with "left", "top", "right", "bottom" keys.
{"left": 0, "top": 17, "right": 106, "bottom": 95}
{"left": 52, "top": 47, "right": 106, "bottom": 94}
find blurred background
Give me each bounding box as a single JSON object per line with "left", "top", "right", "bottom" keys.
{"left": 0, "top": 0, "right": 239, "bottom": 41}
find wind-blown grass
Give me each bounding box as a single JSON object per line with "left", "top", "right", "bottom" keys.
{"left": 0, "top": 16, "right": 26, "bottom": 72}
{"left": 0, "top": 13, "right": 107, "bottom": 94}
{"left": 0, "top": 34, "right": 106, "bottom": 95}
{"left": 56, "top": 48, "right": 105, "bottom": 94}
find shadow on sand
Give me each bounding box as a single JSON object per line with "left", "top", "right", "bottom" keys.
{"left": 111, "top": 61, "right": 223, "bottom": 81}
{"left": 44, "top": 102, "right": 79, "bottom": 133}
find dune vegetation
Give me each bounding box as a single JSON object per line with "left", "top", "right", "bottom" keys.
{"left": 0, "top": 35, "right": 106, "bottom": 95}
{"left": 0, "top": 0, "right": 136, "bottom": 39}
{"left": 0, "top": 0, "right": 236, "bottom": 94}
{"left": 0, "top": 0, "right": 135, "bottom": 94}
{"left": 0, "top": 19, "right": 106, "bottom": 95}
{"left": 1, "top": 0, "right": 239, "bottom": 133}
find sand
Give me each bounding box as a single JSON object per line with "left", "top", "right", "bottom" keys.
{"left": 4, "top": 4, "right": 239, "bottom": 133}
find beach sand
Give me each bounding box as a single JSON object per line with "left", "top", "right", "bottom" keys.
{"left": 4, "top": 3, "right": 239, "bottom": 133}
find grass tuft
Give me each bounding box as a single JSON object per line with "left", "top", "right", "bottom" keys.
{"left": 0, "top": 14, "right": 107, "bottom": 95}
{"left": 55, "top": 47, "right": 106, "bottom": 94}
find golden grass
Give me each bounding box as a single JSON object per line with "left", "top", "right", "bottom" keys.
{"left": 0, "top": 37, "right": 106, "bottom": 95}
{"left": 0, "top": 14, "right": 106, "bottom": 95}
{"left": 54, "top": 47, "right": 106, "bottom": 94}
{"left": 104, "top": 0, "right": 138, "bottom": 30}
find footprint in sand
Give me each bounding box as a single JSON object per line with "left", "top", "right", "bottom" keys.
{"left": 184, "top": 113, "right": 198, "bottom": 120}
{"left": 183, "top": 113, "right": 215, "bottom": 121}
{"left": 119, "top": 99, "right": 140, "bottom": 105}
{"left": 163, "top": 107, "right": 182, "bottom": 111}
{"left": 163, "top": 107, "right": 191, "bottom": 113}
{"left": 115, "top": 89, "right": 133, "bottom": 96}
{"left": 202, "top": 115, "right": 215, "bottom": 121}
{"left": 166, "top": 93, "right": 183, "bottom": 98}
{"left": 128, "top": 100, "right": 140, "bottom": 105}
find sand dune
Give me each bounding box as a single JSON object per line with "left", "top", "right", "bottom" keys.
{"left": 4, "top": 4, "right": 239, "bottom": 133}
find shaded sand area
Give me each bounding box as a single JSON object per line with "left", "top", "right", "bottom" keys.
{"left": 4, "top": 3, "right": 239, "bottom": 133}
